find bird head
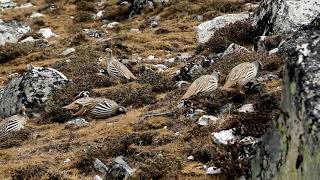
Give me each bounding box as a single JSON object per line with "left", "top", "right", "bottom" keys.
{"left": 212, "top": 70, "right": 221, "bottom": 78}
{"left": 63, "top": 101, "right": 87, "bottom": 116}
{"left": 118, "top": 106, "right": 128, "bottom": 114}
{"left": 253, "top": 60, "right": 263, "bottom": 70}
{"left": 105, "top": 48, "right": 113, "bottom": 55}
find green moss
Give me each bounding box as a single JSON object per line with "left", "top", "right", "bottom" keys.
{"left": 290, "top": 82, "right": 296, "bottom": 95}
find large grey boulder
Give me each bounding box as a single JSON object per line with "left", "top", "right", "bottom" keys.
{"left": 0, "top": 21, "right": 31, "bottom": 46}
{"left": 252, "top": 0, "right": 320, "bottom": 35}
{"left": 0, "top": 65, "right": 68, "bottom": 118}
{"left": 195, "top": 13, "right": 249, "bottom": 44}
{"left": 251, "top": 15, "right": 320, "bottom": 179}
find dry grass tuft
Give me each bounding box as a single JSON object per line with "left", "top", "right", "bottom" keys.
{"left": 139, "top": 69, "right": 175, "bottom": 93}
{"left": 0, "top": 43, "right": 40, "bottom": 64}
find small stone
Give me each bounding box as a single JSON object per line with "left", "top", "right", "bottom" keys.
{"left": 150, "top": 21, "right": 159, "bottom": 28}
{"left": 164, "top": 58, "right": 175, "bottom": 64}
{"left": 60, "top": 48, "right": 75, "bottom": 56}
{"left": 106, "top": 22, "right": 120, "bottom": 29}
{"left": 20, "top": 36, "right": 35, "bottom": 43}
{"left": 30, "top": 12, "right": 44, "bottom": 18}
{"left": 94, "top": 158, "right": 109, "bottom": 174}
{"left": 147, "top": 55, "right": 156, "bottom": 61}
{"left": 211, "top": 129, "right": 238, "bottom": 145}
{"left": 206, "top": 166, "right": 222, "bottom": 175}
{"left": 257, "top": 74, "right": 279, "bottom": 82}
{"left": 176, "top": 53, "right": 192, "bottom": 61}
{"left": 96, "top": 10, "right": 104, "bottom": 18}
{"left": 152, "top": 64, "right": 168, "bottom": 72}
{"left": 239, "top": 136, "right": 260, "bottom": 145}
{"left": 197, "top": 115, "right": 220, "bottom": 126}
{"left": 187, "top": 156, "right": 194, "bottom": 160}
{"left": 115, "top": 156, "right": 135, "bottom": 177}
{"left": 163, "top": 126, "right": 168, "bottom": 129}
{"left": 94, "top": 175, "right": 103, "bottom": 180}
{"left": 64, "top": 158, "right": 71, "bottom": 163}
{"left": 129, "top": 28, "right": 140, "bottom": 33}
{"left": 38, "top": 28, "right": 56, "bottom": 39}
{"left": 65, "top": 118, "right": 89, "bottom": 128}
{"left": 237, "top": 104, "right": 254, "bottom": 113}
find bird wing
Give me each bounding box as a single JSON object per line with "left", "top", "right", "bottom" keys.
{"left": 113, "top": 61, "right": 137, "bottom": 80}
{"left": 181, "top": 75, "right": 209, "bottom": 99}
{"left": 91, "top": 99, "right": 118, "bottom": 118}
{"left": 224, "top": 63, "right": 251, "bottom": 88}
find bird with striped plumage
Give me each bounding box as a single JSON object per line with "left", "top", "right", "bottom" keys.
{"left": 223, "top": 60, "right": 262, "bottom": 93}
{"left": 0, "top": 106, "right": 28, "bottom": 140}
{"left": 99, "top": 48, "right": 137, "bottom": 82}
{"left": 63, "top": 97, "right": 127, "bottom": 119}
{"left": 181, "top": 70, "right": 220, "bottom": 100}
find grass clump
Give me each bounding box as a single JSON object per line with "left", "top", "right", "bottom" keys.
{"left": 11, "top": 165, "right": 47, "bottom": 180}
{"left": 139, "top": 69, "right": 175, "bottom": 93}
{"left": 0, "top": 43, "right": 39, "bottom": 63}
{"left": 74, "top": 11, "right": 93, "bottom": 23}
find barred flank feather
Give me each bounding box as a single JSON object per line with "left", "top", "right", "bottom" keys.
{"left": 181, "top": 73, "right": 219, "bottom": 100}
{"left": 0, "top": 115, "right": 27, "bottom": 140}
{"left": 63, "top": 97, "right": 126, "bottom": 119}
{"left": 223, "top": 61, "right": 261, "bottom": 90}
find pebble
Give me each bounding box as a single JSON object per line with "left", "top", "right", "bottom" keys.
{"left": 64, "top": 158, "right": 71, "bottom": 163}
{"left": 187, "top": 155, "right": 194, "bottom": 160}
{"left": 106, "top": 21, "right": 120, "bottom": 29}
{"left": 197, "top": 115, "right": 220, "bottom": 126}
{"left": 30, "top": 12, "right": 44, "bottom": 18}
{"left": 60, "top": 48, "right": 75, "bottom": 56}
{"left": 211, "top": 129, "right": 238, "bottom": 145}
{"left": 206, "top": 166, "right": 222, "bottom": 175}
{"left": 237, "top": 104, "right": 254, "bottom": 113}
{"left": 38, "top": 28, "right": 56, "bottom": 39}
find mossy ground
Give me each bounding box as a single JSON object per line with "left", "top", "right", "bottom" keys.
{"left": 0, "top": 0, "right": 283, "bottom": 179}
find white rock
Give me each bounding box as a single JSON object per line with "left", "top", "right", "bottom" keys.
{"left": 164, "top": 58, "right": 175, "bottom": 64}
{"left": 115, "top": 156, "right": 135, "bottom": 176}
{"left": 152, "top": 64, "right": 168, "bottom": 72}
{"left": 176, "top": 53, "right": 192, "bottom": 61}
{"left": 96, "top": 10, "right": 104, "bottom": 18}
{"left": 187, "top": 155, "right": 194, "bottom": 160}
{"left": 268, "top": 48, "right": 279, "bottom": 55}
{"left": 64, "top": 158, "right": 71, "bottom": 163}
{"left": 20, "top": 36, "right": 35, "bottom": 43}
{"left": 60, "top": 48, "right": 75, "bottom": 56}
{"left": 206, "top": 166, "right": 222, "bottom": 175}
{"left": 0, "top": 20, "right": 31, "bottom": 46}
{"left": 147, "top": 55, "right": 156, "bottom": 61}
{"left": 94, "top": 158, "right": 109, "bottom": 174}
{"left": 65, "top": 118, "right": 88, "bottom": 127}
{"left": 150, "top": 21, "right": 159, "bottom": 28}
{"left": 17, "top": 2, "right": 33, "bottom": 8}
{"left": 223, "top": 43, "right": 249, "bottom": 56}
{"left": 239, "top": 136, "right": 260, "bottom": 145}
{"left": 197, "top": 115, "right": 220, "bottom": 126}
{"left": 94, "top": 175, "right": 103, "bottom": 180}
{"left": 252, "top": 0, "right": 320, "bottom": 34}
{"left": 237, "top": 104, "right": 254, "bottom": 113}
{"left": 175, "top": 81, "right": 190, "bottom": 88}
{"left": 211, "top": 129, "right": 238, "bottom": 145}
{"left": 30, "top": 12, "right": 44, "bottom": 18}
{"left": 129, "top": 28, "right": 140, "bottom": 33}
{"left": 106, "top": 22, "right": 120, "bottom": 29}
{"left": 38, "top": 28, "right": 56, "bottom": 39}
{"left": 195, "top": 13, "right": 249, "bottom": 44}
{"left": 257, "top": 74, "right": 279, "bottom": 82}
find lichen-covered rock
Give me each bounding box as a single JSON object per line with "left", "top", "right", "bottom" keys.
{"left": 195, "top": 13, "right": 249, "bottom": 44}
{"left": 0, "top": 66, "right": 68, "bottom": 118}
{"left": 0, "top": 21, "right": 31, "bottom": 46}
{"left": 252, "top": 0, "right": 320, "bottom": 35}
{"left": 251, "top": 15, "right": 320, "bottom": 179}
{"left": 222, "top": 43, "right": 249, "bottom": 56}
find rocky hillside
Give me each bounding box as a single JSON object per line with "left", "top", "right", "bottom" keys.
{"left": 0, "top": 0, "right": 298, "bottom": 179}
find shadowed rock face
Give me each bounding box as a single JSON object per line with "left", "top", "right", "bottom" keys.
{"left": 0, "top": 66, "right": 68, "bottom": 118}
{"left": 252, "top": 0, "right": 320, "bottom": 35}
{"left": 251, "top": 16, "right": 320, "bottom": 179}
